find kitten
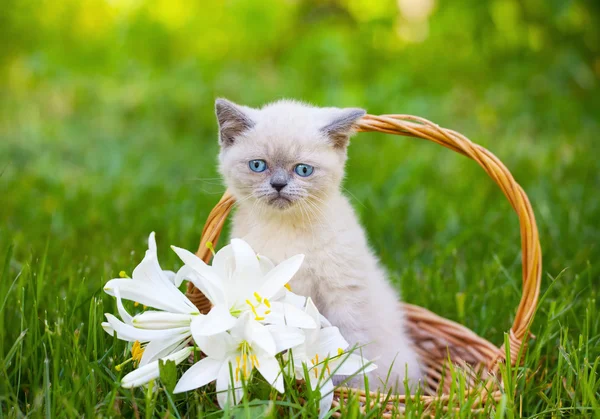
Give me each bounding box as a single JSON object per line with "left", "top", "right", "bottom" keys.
{"left": 215, "top": 98, "right": 422, "bottom": 391}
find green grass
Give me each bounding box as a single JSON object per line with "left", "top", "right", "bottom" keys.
{"left": 1, "top": 0, "right": 599, "bottom": 416}
{"left": 1, "top": 90, "right": 598, "bottom": 417}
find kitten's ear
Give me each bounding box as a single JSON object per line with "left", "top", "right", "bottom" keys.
{"left": 320, "top": 108, "right": 366, "bottom": 149}
{"left": 215, "top": 98, "right": 255, "bottom": 147}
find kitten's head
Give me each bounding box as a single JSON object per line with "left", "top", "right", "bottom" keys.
{"left": 215, "top": 98, "right": 365, "bottom": 213}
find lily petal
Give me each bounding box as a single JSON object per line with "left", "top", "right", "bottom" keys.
{"left": 191, "top": 326, "right": 236, "bottom": 360}
{"left": 283, "top": 291, "right": 307, "bottom": 309}
{"left": 173, "top": 265, "right": 191, "bottom": 287}
{"left": 132, "top": 234, "right": 173, "bottom": 288}
{"left": 174, "top": 265, "right": 224, "bottom": 306}
{"left": 121, "top": 346, "right": 192, "bottom": 388}
{"left": 257, "top": 254, "right": 275, "bottom": 274}
{"left": 304, "top": 298, "right": 322, "bottom": 329}
{"left": 265, "top": 325, "right": 305, "bottom": 353}
{"left": 332, "top": 352, "right": 377, "bottom": 376}
{"left": 171, "top": 245, "right": 225, "bottom": 304}
{"left": 148, "top": 232, "right": 157, "bottom": 252}
{"left": 173, "top": 357, "right": 222, "bottom": 393}
{"left": 258, "top": 254, "right": 305, "bottom": 300}
{"left": 101, "top": 322, "right": 114, "bottom": 336}
{"left": 190, "top": 304, "right": 237, "bottom": 337}
{"left": 104, "top": 278, "right": 198, "bottom": 314}
{"left": 246, "top": 319, "right": 276, "bottom": 356}
{"left": 114, "top": 287, "right": 133, "bottom": 325}
{"left": 163, "top": 270, "right": 177, "bottom": 284}
{"left": 317, "top": 378, "right": 335, "bottom": 419}
{"left": 216, "top": 359, "right": 243, "bottom": 409}
{"left": 319, "top": 314, "right": 332, "bottom": 328}
{"left": 132, "top": 311, "right": 196, "bottom": 329}
{"left": 104, "top": 313, "right": 190, "bottom": 342}
{"left": 140, "top": 335, "right": 192, "bottom": 367}
{"left": 268, "top": 302, "right": 316, "bottom": 329}
{"left": 230, "top": 238, "right": 261, "bottom": 278}
{"left": 211, "top": 243, "right": 235, "bottom": 281}
{"left": 256, "top": 352, "right": 284, "bottom": 393}
{"left": 316, "top": 326, "right": 350, "bottom": 356}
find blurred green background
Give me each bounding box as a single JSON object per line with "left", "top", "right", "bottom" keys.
{"left": 1, "top": 0, "right": 599, "bottom": 416}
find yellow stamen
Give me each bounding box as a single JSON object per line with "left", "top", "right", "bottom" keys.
{"left": 314, "top": 368, "right": 318, "bottom": 378}
{"left": 243, "top": 353, "right": 249, "bottom": 378}
{"left": 134, "top": 301, "right": 140, "bottom": 307}
{"left": 115, "top": 340, "right": 145, "bottom": 371}
{"left": 253, "top": 354, "right": 260, "bottom": 368}
{"left": 206, "top": 241, "right": 216, "bottom": 256}
{"left": 246, "top": 300, "right": 259, "bottom": 317}
{"left": 235, "top": 356, "right": 241, "bottom": 382}
{"left": 315, "top": 354, "right": 319, "bottom": 364}
{"left": 255, "top": 316, "right": 265, "bottom": 321}
{"left": 119, "top": 271, "right": 128, "bottom": 278}
{"left": 115, "top": 357, "right": 132, "bottom": 371}
{"left": 326, "top": 365, "right": 331, "bottom": 375}
{"left": 264, "top": 310, "right": 271, "bottom": 315}
{"left": 337, "top": 348, "right": 344, "bottom": 356}
{"left": 254, "top": 292, "right": 262, "bottom": 303}
{"left": 131, "top": 341, "right": 144, "bottom": 364}
{"left": 264, "top": 298, "right": 271, "bottom": 308}
{"left": 284, "top": 283, "right": 292, "bottom": 291}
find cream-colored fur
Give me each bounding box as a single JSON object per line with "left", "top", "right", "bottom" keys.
{"left": 216, "top": 99, "right": 422, "bottom": 391}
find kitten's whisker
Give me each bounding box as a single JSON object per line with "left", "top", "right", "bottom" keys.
{"left": 298, "top": 200, "right": 318, "bottom": 247}
{"left": 304, "top": 199, "right": 332, "bottom": 237}
{"left": 188, "top": 177, "right": 224, "bottom": 182}
{"left": 306, "top": 194, "right": 333, "bottom": 215}
{"left": 341, "top": 186, "right": 366, "bottom": 208}
{"left": 304, "top": 199, "right": 327, "bottom": 223}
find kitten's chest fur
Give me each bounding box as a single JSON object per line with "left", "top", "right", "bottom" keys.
{"left": 230, "top": 193, "right": 372, "bottom": 312}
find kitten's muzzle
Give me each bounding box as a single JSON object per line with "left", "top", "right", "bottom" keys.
{"left": 268, "top": 194, "right": 293, "bottom": 209}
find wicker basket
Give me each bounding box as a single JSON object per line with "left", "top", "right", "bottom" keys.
{"left": 185, "top": 114, "right": 542, "bottom": 416}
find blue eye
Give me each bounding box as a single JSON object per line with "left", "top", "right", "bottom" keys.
{"left": 249, "top": 160, "right": 267, "bottom": 172}
{"left": 294, "top": 164, "right": 314, "bottom": 177}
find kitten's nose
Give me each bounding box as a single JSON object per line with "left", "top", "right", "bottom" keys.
{"left": 270, "top": 181, "right": 287, "bottom": 192}
{"left": 270, "top": 168, "right": 289, "bottom": 192}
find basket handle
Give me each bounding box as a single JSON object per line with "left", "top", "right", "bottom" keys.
{"left": 192, "top": 114, "right": 542, "bottom": 364}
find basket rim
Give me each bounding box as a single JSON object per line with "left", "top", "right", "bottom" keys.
{"left": 354, "top": 114, "right": 542, "bottom": 351}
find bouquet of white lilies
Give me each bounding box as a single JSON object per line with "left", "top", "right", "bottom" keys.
{"left": 102, "top": 233, "right": 376, "bottom": 417}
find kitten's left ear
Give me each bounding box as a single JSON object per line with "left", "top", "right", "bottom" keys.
{"left": 320, "top": 108, "right": 366, "bottom": 149}
{"left": 215, "top": 98, "right": 256, "bottom": 148}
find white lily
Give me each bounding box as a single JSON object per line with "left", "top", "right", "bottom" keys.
{"left": 171, "top": 239, "right": 316, "bottom": 337}
{"left": 174, "top": 314, "right": 304, "bottom": 408}
{"left": 288, "top": 299, "right": 377, "bottom": 419}
{"left": 121, "top": 346, "right": 194, "bottom": 388}
{"left": 102, "top": 232, "right": 198, "bottom": 367}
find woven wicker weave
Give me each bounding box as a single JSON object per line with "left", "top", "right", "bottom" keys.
{"left": 185, "top": 114, "right": 542, "bottom": 416}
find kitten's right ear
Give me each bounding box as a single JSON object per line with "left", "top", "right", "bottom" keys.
{"left": 215, "top": 98, "right": 255, "bottom": 147}
{"left": 320, "top": 107, "right": 366, "bottom": 149}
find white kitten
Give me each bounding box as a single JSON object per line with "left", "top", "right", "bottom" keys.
{"left": 215, "top": 98, "right": 422, "bottom": 391}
